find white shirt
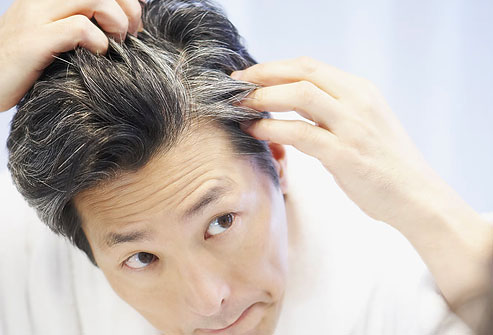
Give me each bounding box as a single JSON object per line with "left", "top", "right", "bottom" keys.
{"left": 0, "top": 148, "right": 486, "bottom": 335}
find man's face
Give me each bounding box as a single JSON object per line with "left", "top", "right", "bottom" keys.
{"left": 74, "top": 123, "right": 289, "bottom": 335}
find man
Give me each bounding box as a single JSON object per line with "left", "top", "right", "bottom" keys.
{"left": 1, "top": 0, "right": 491, "bottom": 334}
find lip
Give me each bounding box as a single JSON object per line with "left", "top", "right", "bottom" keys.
{"left": 198, "top": 303, "right": 256, "bottom": 334}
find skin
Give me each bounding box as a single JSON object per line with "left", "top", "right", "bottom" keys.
{"left": 232, "top": 57, "right": 493, "bottom": 331}
{"left": 74, "top": 124, "right": 291, "bottom": 335}
{"left": 0, "top": 0, "right": 491, "bottom": 332}
{"left": 0, "top": 0, "right": 144, "bottom": 112}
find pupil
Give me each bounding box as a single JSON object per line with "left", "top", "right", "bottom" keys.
{"left": 138, "top": 252, "right": 154, "bottom": 264}
{"left": 218, "top": 214, "right": 233, "bottom": 228}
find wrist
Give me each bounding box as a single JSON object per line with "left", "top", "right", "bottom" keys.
{"left": 389, "top": 176, "right": 493, "bottom": 309}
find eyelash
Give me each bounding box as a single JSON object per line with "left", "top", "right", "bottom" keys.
{"left": 121, "top": 212, "right": 238, "bottom": 271}
{"left": 204, "top": 212, "right": 238, "bottom": 240}
{"left": 122, "top": 252, "right": 158, "bottom": 271}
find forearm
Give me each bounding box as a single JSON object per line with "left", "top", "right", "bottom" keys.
{"left": 390, "top": 175, "right": 493, "bottom": 314}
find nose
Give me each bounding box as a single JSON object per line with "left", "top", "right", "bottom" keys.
{"left": 178, "top": 255, "right": 231, "bottom": 317}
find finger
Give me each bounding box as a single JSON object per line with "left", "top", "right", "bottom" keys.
{"left": 44, "top": 15, "right": 109, "bottom": 55}
{"left": 243, "top": 118, "right": 339, "bottom": 167}
{"left": 91, "top": 0, "right": 129, "bottom": 42}
{"left": 231, "top": 56, "right": 360, "bottom": 99}
{"left": 115, "top": 0, "right": 143, "bottom": 36}
{"left": 50, "top": 0, "right": 129, "bottom": 42}
{"left": 239, "top": 81, "right": 343, "bottom": 131}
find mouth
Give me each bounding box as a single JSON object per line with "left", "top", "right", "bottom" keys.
{"left": 197, "top": 303, "right": 256, "bottom": 334}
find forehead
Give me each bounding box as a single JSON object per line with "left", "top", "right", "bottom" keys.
{"left": 74, "top": 123, "right": 257, "bottom": 236}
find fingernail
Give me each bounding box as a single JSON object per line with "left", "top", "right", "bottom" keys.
{"left": 231, "top": 71, "right": 243, "bottom": 80}
{"left": 138, "top": 20, "right": 144, "bottom": 33}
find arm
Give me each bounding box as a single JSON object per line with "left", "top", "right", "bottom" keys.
{"left": 231, "top": 56, "right": 493, "bottom": 329}
{"left": 390, "top": 174, "right": 493, "bottom": 312}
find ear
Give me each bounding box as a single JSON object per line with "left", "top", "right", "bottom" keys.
{"left": 268, "top": 142, "right": 288, "bottom": 195}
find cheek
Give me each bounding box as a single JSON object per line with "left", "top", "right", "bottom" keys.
{"left": 102, "top": 270, "right": 183, "bottom": 332}
{"left": 99, "top": 263, "right": 171, "bottom": 313}
{"left": 101, "top": 270, "right": 154, "bottom": 308}
{"left": 265, "top": 196, "right": 290, "bottom": 281}
{"left": 232, "top": 193, "right": 289, "bottom": 294}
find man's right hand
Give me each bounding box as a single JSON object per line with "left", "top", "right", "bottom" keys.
{"left": 0, "top": 0, "right": 144, "bottom": 112}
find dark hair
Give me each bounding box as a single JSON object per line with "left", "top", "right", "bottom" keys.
{"left": 7, "top": 0, "right": 278, "bottom": 266}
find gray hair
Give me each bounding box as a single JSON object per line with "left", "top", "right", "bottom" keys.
{"left": 7, "top": 0, "right": 278, "bottom": 266}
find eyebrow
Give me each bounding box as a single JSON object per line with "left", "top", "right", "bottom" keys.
{"left": 105, "top": 230, "right": 152, "bottom": 249}
{"left": 103, "top": 184, "right": 234, "bottom": 249}
{"left": 182, "top": 184, "right": 233, "bottom": 219}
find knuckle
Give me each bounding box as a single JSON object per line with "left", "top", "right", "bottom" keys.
{"left": 250, "top": 62, "right": 267, "bottom": 76}
{"left": 70, "top": 15, "right": 93, "bottom": 39}
{"left": 86, "top": 0, "right": 101, "bottom": 8}
{"left": 353, "top": 77, "right": 380, "bottom": 109}
{"left": 294, "top": 120, "right": 313, "bottom": 141}
{"left": 363, "top": 77, "right": 379, "bottom": 92}
{"left": 358, "top": 76, "right": 380, "bottom": 95}
{"left": 358, "top": 94, "right": 374, "bottom": 111}
{"left": 295, "top": 56, "right": 319, "bottom": 74}
{"left": 297, "top": 80, "right": 318, "bottom": 105}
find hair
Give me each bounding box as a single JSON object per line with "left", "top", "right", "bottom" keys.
{"left": 7, "top": 0, "right": 279, "bottom": 266}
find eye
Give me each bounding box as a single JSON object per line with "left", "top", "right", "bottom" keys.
{"left": 205, "top": 213, "right": 236, "bottom": 238}
{"left": 124, "top": 252, "right": 157, "bottom": 270}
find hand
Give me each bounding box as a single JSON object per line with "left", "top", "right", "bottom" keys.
{"left": 232, "top": 56, "right": 441, "bottom": 226}
{"left": 232, "top": 57, "right": 493, "bottom": 318}
{"left": 0, "top": 0, "right": 144, "bottom": 112}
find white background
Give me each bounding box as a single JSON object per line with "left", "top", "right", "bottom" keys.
{"left": 1, "top": 0, "right": 492, "bottom": 212}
